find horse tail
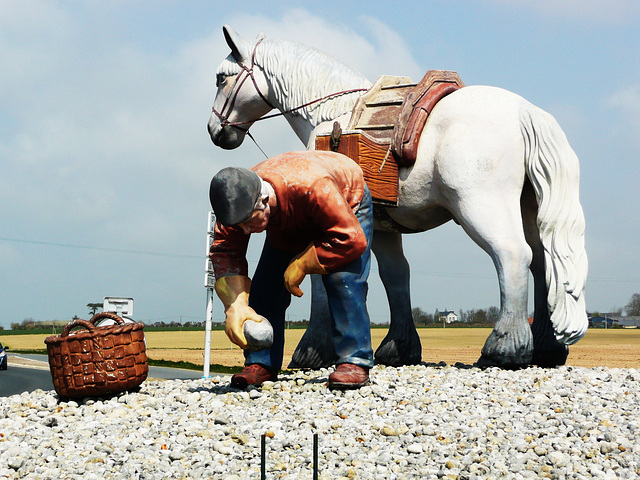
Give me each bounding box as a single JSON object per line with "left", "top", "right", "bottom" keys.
{"left": 520, "top": 104, "right": 588, "bottom": 345}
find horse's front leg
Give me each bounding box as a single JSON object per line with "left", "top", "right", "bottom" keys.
{"left": 288, "top": 274, "right": 337, "bottom": 369}
{"left": 372, "top": 230, "right": 422, "bottom": 366}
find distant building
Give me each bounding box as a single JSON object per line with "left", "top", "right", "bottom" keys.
{"left": 435, "top": 309, "right": 458, "bottom": 324}
{"left": 617, "top": 317, "right": 640, "bottom": 328}
{"left": 588, "top": 314, "right": 640, "bottom": 329}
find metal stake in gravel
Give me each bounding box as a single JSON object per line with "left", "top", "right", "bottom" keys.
{"left": 313, "top": 432, "right": 319, "bottom": 480}
{"left": 260, "top": 432, "right": 319, "bottom": 478}
{"left": 261, "top": 433, "right": 266, "bottom": 480}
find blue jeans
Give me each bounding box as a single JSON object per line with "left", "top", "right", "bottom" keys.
{"left": 246, "top": 186, "right": 374, "bottom": 371}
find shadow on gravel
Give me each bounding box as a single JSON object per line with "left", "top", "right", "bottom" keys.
{"left": 421, "top": 360, "right": 559, "bottom": 372}
{"left": 188, "top": 372, "right": 331, "bottom": 395}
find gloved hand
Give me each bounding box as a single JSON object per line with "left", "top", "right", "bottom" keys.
{"left": 214, "top": 275, "right": 263, "bottom": 349}
{"left": 284, "top": 243, "right": 328, "bottom": 297}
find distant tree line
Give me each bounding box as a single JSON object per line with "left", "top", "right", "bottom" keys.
{"left": 145, "top": 319, "right": 311, "bottom": 329}
{"left": 9, "top": 293, "right": 640, "bottom": 331}
{"left": 412, "top": 306, "right": 500, "bottom": 326}
{"left": 410, "top": 292, "right": 640, "bottom": 329}
{"left": 10, "top": 318, "right": 68, "bottom": 331}
{"left": 587, "top": 293, "right": 640, "bottom": 320}
{"left": 625, "top": 293, "right": 640, "bottom": 316}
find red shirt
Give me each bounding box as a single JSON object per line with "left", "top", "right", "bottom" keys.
{"left": 210, "top": 151, "right": 367, "bottom": 279}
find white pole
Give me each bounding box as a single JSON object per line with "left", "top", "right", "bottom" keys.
{"left": 203, "top": 211, "right": 216, "bottom": 378}
{"left": 203, "top": 288, "right": 213, "bottom": 378}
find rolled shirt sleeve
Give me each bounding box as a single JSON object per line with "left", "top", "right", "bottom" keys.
{"left": 306, "top": 178, "right": 367, "bottom": 271}
{"left": 209, "top": 222, "right": 250, "bottom": 280}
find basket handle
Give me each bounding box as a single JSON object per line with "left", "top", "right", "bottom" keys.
{"left": 61, "top": 319, "right": 96, "bottom": 337}
{"left": 89, "top": 312, "right": 125, "bottom": 325}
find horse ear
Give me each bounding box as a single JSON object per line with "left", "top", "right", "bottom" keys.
{"left": 223, "top": 25, "right": 252, "bottom": 63}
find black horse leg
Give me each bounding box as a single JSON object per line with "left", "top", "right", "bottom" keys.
{"left": 372, "top": 231, "right": 422, "bottom": 366}
{"left": 522, "top": 181, "right": 568, "bottom": 367}
{"left": 529, "top": 232, "right": 568, "bottom": 367}
{"left": 288, "top": 274, "right": 337, "bottom": 369}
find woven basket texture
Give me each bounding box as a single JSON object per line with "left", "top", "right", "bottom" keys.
{"left": 44, "top": 313, "right": 148, "bottom": 399}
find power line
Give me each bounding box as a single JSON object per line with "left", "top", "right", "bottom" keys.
{"left": 2, "top": 236, "right": 638, "bottom": 283}
{"left": 0, "top": 236, "right": 491, "bottom": 279}
{"left": 0, "top": 236, "right": 202, "bottom": 260}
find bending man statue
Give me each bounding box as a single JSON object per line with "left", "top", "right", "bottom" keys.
{"left": 209, "top": 150, "right": 374, "bottom": 390}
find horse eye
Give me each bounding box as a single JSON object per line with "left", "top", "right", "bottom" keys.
{"left": 216, "top": 73, "right": 226, "bottom": 87}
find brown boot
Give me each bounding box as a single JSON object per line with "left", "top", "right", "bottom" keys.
{"left": 230, "top": 364, "right": 278, "bottom": 389}
{"left": 328, "top": 363, "right": 370, "bottom": 390}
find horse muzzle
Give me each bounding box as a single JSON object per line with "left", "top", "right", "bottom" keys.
{"left": 208, "top": 118, "right": 246, "bottom": 150}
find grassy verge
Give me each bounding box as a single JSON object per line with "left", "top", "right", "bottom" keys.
{"left": 9, "top": 348, "right": 48, "bottom": 355}
{"left": 8, "top": 348, "right": 243, "bottom": 374}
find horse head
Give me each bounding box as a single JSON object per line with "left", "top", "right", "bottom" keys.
{"left": 207, "top": 25, "right": 274, "bottom": 150}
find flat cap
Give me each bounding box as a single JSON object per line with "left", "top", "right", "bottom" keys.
{"left": 209, "top": 167, "right": 262, "bottom": 226}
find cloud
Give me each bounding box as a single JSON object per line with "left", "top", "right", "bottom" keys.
{"left": 1, "top": 5, "right": 431, "bottom": 325}
{"left": 608, "top": 84, "right": 640, "bottom": 113}
{"left": 0, "top": 2, "right": 75, "bottom": 108}
{"left": 606, "top": 84, "right": 640, "bottom": 147}
{"left": 219, "top": 9, "right": 423, "bottom": 82}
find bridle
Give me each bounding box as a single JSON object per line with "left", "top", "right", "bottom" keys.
{"left": 212, "top": 37, "right": 368, "bottom": 133}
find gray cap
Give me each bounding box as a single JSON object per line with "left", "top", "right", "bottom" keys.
{"left": 209, "top": 167, "right": 262, "bottom": 226}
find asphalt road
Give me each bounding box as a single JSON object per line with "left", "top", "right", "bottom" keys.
{"left": 0, "top": 354, "right": 221, "bottom": 398}
{"left": 0, "top": 365, "right": 54, "bottom": 397}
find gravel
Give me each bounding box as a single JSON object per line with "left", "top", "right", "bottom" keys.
{"left": 1, "top": 364, "right": 639, "bottom": 479}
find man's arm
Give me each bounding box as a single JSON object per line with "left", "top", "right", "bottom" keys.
{"left": 307, "top": 178, "right": 368, "bottom": 271}
{"left": 209, "top": 223, "right": 260, "bottom": 348}
{"left": 209, "top": 222, "right": 251, "bottom": 279}
{"left": 283, "top": 178, "right": 367, "bottom": 296}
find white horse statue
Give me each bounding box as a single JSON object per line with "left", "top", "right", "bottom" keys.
{"left": 207, "top": 25, "right": 588, "bottom": 368}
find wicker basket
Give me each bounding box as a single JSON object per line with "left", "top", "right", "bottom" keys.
{"left": 44, "top": 312, "right": 148, "bottom": 399}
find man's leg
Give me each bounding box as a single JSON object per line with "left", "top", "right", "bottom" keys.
{"left": 244, "top": 239, "right": 295, "bottom": 371}
{"left": 324, "top": 186, "right": 374, "bottom": 372}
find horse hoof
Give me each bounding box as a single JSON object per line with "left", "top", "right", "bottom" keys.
{"left": 375, "top": 337, "right": 422, "bottom": 367}
{"left": 475, "top": 354, "right": 529, "bottom": 370}
{"left": 480, "top": 320, "right": 533, "bottom": 368}
{"left": 288, "top": 347, "right": 336, "bottom": 369}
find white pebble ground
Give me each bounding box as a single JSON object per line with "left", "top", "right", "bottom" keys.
{"left": 1, "top": 364, "right": 639, "bottom": 479}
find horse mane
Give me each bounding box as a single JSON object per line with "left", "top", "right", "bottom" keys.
{"left": 217, "top": 36, "right": 372, "bottom": 127}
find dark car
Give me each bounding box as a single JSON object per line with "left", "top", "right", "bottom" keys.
{"left": 0, "top": 342, "right": 8, "bottom": 370}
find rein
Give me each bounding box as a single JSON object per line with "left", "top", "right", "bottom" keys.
{"left": 212, "top": 38, "right": 368, "bottom": 130}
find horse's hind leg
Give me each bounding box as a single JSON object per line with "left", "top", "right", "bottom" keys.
{"left": 453, "top": 195, "right": 534, "bottom": 367}
{"left": 521, "top": 180, "right": 568, "bottom": 367}
{"left": 372, "top": 231, "right": 422, "bottom": 366}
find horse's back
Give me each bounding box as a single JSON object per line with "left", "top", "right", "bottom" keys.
{"left": 432, "top": 85, "right": 530, "bottom": 141}
{"left": 406, "top": 86, "right": 530, "bottom": 200}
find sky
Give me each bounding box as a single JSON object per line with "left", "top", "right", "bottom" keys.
{"left": 1, "top": 1, "right": 639, "bottom": 330}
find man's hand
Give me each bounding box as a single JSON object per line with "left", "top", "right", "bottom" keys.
{"left": 284, "top": 243, "right": 328, "bottom": 297}
{"left": 224, "top": 303, "right": 263, "bottom": 349}
{"left": 284, "top": 261, "right": 306, "bottom": 297}
{"left": 214, "top": 275, "right": 262, "bottom": 349}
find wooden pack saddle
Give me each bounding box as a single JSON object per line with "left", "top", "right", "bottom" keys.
{"left": 315, "top": 70, "right": 464, "bottom": 205}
